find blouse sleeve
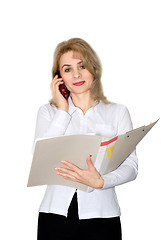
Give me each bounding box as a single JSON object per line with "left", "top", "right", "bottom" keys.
{"left": 101, "top": 106, "right": 138, "bottom": 189}
{"left": 32, "top": 104, "right": 72, "bottom": 153}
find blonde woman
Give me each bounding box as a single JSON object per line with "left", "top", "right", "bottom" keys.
{"left": 34, "top": 38, "right": 138, "bottom": 240}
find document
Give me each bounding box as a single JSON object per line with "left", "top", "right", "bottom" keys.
{"left": 27, "top": 120, "right": 158, "bottom": 192}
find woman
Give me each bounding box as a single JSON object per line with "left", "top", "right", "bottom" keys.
{"left": 34, "top": 38, "right": 138, "bottom": 240}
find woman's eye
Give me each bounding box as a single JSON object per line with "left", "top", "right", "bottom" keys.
{"left": 65, "top": 68, "right": 71, "bottom": 72}
{"left": 80, "top": 65, "right": 85, "bottom": 69}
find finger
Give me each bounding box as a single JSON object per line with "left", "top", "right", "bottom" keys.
{"left": 61, "top": 160, "right": 82, "bottom": 174}
{"left": 53, "top": 74, "right": 63, "bottom": 81}
{"left": 54, "top": 81, "right": 64, "bottom": 91}
{"left": 50, "top": 79, "right": 64, "bottom": 91}
{"left": 55, "top": 166, "right": 77, "bottom": 177}
{"left": 56, "top": 171, "right": 75, "bottom": 179}
{"left": 51, "top": 78, "right": 63, "bottom": 86}
{"left": 86, "top": 155, "right": 94, "bottom": 169}
{"left": 56, "top": 171, "right": 77, "bottom": 181}
{"left": 55, "top": 166, "right": 74, "bottom": 173}
{"left": 51, "top": 75, "right": 63, "bottom": 87}
{"left": 55, "top": 167, "right": 80, "bottom": 181}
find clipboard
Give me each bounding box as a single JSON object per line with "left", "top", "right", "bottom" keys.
{"left": 27, "top": 120, "right": 158, "bottom": 191}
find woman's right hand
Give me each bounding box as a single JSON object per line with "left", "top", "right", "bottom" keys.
{"left": 50, "top": 75, "right": 69, "bottom": 112}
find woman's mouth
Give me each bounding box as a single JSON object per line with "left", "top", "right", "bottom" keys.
{"left": 73, "top": 81, "right": 85, "bottom": 86}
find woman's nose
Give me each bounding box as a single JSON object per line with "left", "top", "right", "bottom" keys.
{"left": 73, "top": 69, "right": 80, "bottom": 78}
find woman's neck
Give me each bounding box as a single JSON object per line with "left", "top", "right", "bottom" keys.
{"left": 70, "top": 92, "right": 95, "bottom": 115}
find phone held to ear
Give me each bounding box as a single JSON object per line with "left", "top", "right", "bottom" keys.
{"left": 55, "top": 71, "right": 70, "bottom": 99}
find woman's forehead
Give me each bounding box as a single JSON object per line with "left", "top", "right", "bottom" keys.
{"left": 59, "top": 51, "right": 84, "bottom": 66}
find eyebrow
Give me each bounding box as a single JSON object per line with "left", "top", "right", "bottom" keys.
{"left": 61, "top": 60, "right": 83, "bottom": 69}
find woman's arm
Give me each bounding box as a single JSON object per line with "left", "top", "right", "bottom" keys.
{"left": 101, "top": 151, "right": 138, "bottom": 189}
{"left": 32, "top": 105, "right": 71, "bottom": 153}
{"left": 32, "top": 74, "right": 71, "bottom": 153}
{"left": 34, "top": 105, "right": 71, "bottom": 139}
{"left": 101, "top": 106, "right": 138, "bottom": 189}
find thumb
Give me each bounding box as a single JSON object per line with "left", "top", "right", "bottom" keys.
{"left": 86, "top": 155, "right": 94, "bottom": 169}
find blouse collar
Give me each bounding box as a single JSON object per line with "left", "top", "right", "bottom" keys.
{"left": 68, "top": 95, "right": 99, "bottom": 115}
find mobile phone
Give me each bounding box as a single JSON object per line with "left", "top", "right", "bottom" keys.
{"left": 55, "top": 71, "right": 70, "bottom": 99}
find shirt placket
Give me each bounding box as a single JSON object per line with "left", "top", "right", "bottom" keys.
{"left": 79, "top": 112, "right": 88, "bottom": 134}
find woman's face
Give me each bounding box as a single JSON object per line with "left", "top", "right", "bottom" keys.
{"left": 59, "top": 51, "right": 94, "bottom": 95}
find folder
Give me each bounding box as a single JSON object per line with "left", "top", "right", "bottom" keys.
{"left": 27, "top": 120, "right": 158, "bottom": 192}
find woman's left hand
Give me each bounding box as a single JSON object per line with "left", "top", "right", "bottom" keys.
{"left": 54, "top": 155, "right": 104, "bottom": 189}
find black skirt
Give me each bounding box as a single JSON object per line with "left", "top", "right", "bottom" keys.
{"left": 37, "top": 191, "right": 122, "bottom": 240}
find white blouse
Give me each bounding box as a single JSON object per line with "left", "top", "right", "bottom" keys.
{"left": 33, "top": 96, "right": 138, "bottom": 219}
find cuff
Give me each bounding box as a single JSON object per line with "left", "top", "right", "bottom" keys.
{"left": 101, "top": 172, "right": 118, "bottom": 189}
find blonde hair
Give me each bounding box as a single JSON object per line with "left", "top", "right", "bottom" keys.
{"left": 50, "top": 38, "right": 109, "bottom": 105}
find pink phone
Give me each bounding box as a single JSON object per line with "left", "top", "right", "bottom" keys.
{"left": 55, "top": 71, "right": 70, "bottom": 99}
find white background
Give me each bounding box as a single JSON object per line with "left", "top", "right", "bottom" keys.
{"left": 0, "top": 0, "right": 161, "bottom": 239}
